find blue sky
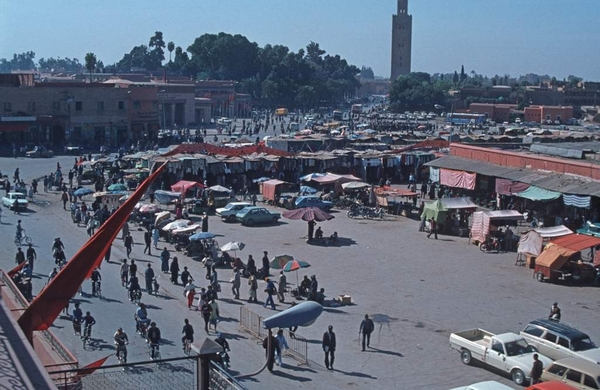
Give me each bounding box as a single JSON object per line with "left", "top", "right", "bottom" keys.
{"left": 1, "top": 0, "right": 599, "bottom": 80}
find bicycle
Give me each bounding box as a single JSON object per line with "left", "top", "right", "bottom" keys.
{"left": 148, "top": 342, "right": 161, "bottom": 360}
{"left": 14, "top": 230, "right": 33, "bottom": 246}
{"left": 93, "top": 281, "right": 102, "bottom": 299}
{"left": 115, "top": 342, "right": 128, "bottom": 365}
{"left": 121, "top": 272, "right": 128, "bottom": 288}
{"left": 183, "top": 338, "right": 192, "bottom": 355}
{"left": 82, "top": 324, "right": 92, "bottom": 348}
{"left": 131, "top": 289, "right": 142, "bottom": 304}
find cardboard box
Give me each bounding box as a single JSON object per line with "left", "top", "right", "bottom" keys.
{"left": 339, "top": 295, "right": 352, "bottom": 305}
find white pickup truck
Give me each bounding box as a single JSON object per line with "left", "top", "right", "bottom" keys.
{"left": 450, "top": 328, "right": 552, "bottom": 386}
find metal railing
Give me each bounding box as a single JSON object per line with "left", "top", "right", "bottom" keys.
{"left": 209, "top": 361, "right": 247, "bottom": 390}
{"left": 239, "top": 306, "right": 264, "bottom": 339}
{"left": 284, "top": 330, "right": 309, "bottom": 365}
{"left": 0, "top": 270, "right": 29, "bottom": 309}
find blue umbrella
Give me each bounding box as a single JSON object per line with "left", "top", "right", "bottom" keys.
{"left": 108, "top": 183, "right": 128, "bottom": 192}
{"left": 74, "top": 188, "right": 94, "bottom": 197}
{"left": 189, "top": 232, "right": 216, "bottom": 241}
{"left": 300, "top": 185, "right": 317, "bottom": 194}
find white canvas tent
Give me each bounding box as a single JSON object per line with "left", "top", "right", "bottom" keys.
{"left": 517, "top": 225, "right": 572, "bottom": 257}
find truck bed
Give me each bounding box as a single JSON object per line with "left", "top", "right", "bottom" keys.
{"left": 450, "top": 328, "right": 495, "bottom": 357}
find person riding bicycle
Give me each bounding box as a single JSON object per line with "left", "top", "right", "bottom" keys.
{"left": 91, "top": 268, "right": 102, "bottom": 296}
{"left": 215, "top": 332, "right": 230, "bottom": 352}
{"left": 72, "top": 302, "right": 83, "bottom": 336}
{"left": 53, "top": 247, "right": 66, "bottom": 266}
{"left": 120, "top": 259, "right": 129, "bottom": 286}
{"left": 114, "top": 327, "right": 129, "bottom": 361}
{"left": 128, "top": 275, "right": 141, "bottom": 302}
{"left": 182, "top": 318, "right": 194, "bottom": 349}
{"left": 82, "top": 311, "right": 96, "bottom": 339}
{"left": 135, "top": 303, "right": 151, "bottom": 332}
{"left": 52, "top": 237, "right": 65, "bottom": 252}
{"left": 147, "top": 322, "right": 161, "bottom": 359}
{"left": 16, "top": 220, "right": 23, "bottom": 241}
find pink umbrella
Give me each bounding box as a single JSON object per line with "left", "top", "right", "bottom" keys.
{"left": 282, "top": 207, "right": 334, "bottom": 222}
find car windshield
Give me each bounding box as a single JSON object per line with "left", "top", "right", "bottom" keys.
{"left": 224, "top": 204, "right": 235, "bottom": 210}
{"left": 572, "top": 337, "right": 596, "bottom": 351}
{"left": 14, "top": 194, "right": 26, "bottom": 199}
{"left": 505, "top": 339, "right": 535, "bottom": 356}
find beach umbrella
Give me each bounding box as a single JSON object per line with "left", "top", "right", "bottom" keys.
{"left": 139, "top": 203, "right": 161, "bottom": 214}
{"left": 282, "top": 259, "right": 311, "bottom": 286}
{"left": 208, "top": 185, "right": 230, "bottom": 193}
{"left": 283, "top": 207, "right": 334, "bottom": 222}
{"left": 220, "top": 241, "right": 245, "bottom": 259}
{"left": 162, "top": 219, "right": 191, "bottom": 231}
{"left": 270, "top": 254, "right": 294, "bottom": 269}
{"left": 300, "top": 185, "right": 317, "bottom": 194}
{"left": 73, "top": 188, "right": 94, "bottom": 197}
{"left": 342, "top": 181, "right": 370, "bottom": 190}
{"left": 108, "top": 183, "right": 128, "bottom": 192}
{"left": 189, "top": 232, "right": 216, "bottom": 241}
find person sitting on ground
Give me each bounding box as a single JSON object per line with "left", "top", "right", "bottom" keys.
{"left": 299, "top": 275, "right": 311, "bottom": 297}
{"left": 328, "top": 231, "right": 338, "bottom": 244}
{"left": 315, "top": 227, "right": 323, "bottom": 240}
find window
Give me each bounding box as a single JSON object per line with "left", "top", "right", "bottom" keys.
{"left": 558, "top": 337, "right": 570, "bottom": 348}
{"left": 491, "top": 341, "right": 504, "bottom": 354}
{"left": 75, "top": 101, "right": 83, "bottom": 111}
{"left": 3, "top": 102, "right": 11, "bottom": 111}
{"left": 97, "top": 101, "right": 104, "bottom": 111}
{"left": 565, "top": 369, "right": 582, "bottom": 383}
{"left": 585, "top": 375, "right": 599, "bottom": 389}
{"left": 118, "top": 101, "right": 125, "bottom": 110}
{"left": 547, "top": 363, "right": 566, "bottom": 376}
{"left": 544, "top": 332, "right": 557, "bottom": 343}
{"left": 28, "top": 102, "right": 36, "bottom": 112}
{"left": 133, "top": 101, "right": 141, "bottom": 110}
{"left": 53, "top": 101, "right": 60, "bottom": 110}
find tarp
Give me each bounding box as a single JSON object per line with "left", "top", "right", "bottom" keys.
{"left": 533, "top": 225, "right": 573, "bottom": 238}
{"left": 429, "top": 167, "right": 440, "bottom": 183}
{"left": 311, "top": 173, "right": 359, "bottom": 185}
{"left": 420, "top": 199, "right": 448, "bottom": 223}
{"left": 563, "top": 194, "right": 591, "bottom": 208}
{"left": 441, "top": 197, "right": 478, "bottom": 209}
{"left": 535, "top": 244, "right": 576, "bottom": 269}
{"left": 550, "top": 233, "right": 600, "bottom": 252}
{"left": 170, "top": 180, "right": 204, "bottom": 194}
{"left": 262, "top": 179, "right": 286, "bottom": 201}
{"left": 470, "top": 210, "right": 522, "bottom": 243}
{"left": 18, "top": 163, "right": 165, "bottom": 336}
{"left": 439, "top": 169, "right": 476, "bottom": 190}
{"left": 514, "top": 186, "right": 561, "bottom": 201}
{"left": 483, "top": 210, "right": 524, "bottom": 220}
{"left": 495, "top": 178, "right": 530, "bottom": 196}
{"left": 153, "top": 190, "right": 181, "bottom": 204}
{"left": 517, "top": 231, "right": 544, "bottom": 256}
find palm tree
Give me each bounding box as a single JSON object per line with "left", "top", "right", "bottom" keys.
{"left": 84, "top": 52, "right": 97, "bottom": 83}
{"left": 167, "top": 42, "right": 175, "bottom": 62}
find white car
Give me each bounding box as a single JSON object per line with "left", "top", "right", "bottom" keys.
{"left": 216, "top": 202, "right": 252, "bottom": 222}
{"left": 2, "top": 192, "right": 29, "bottom": 210}
{"left": 450, "top": 381, "right": 515, "bottom": 390}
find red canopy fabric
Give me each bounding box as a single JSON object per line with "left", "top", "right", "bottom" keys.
{"left": 262, "top": 179, "right": 285, "bottom": 201}
{"left": 7, "top": 261, "right": 27, "bottom": 278}
{"left": 495, "top": 178, "right": 530, "bottom": 196}
{"left": 440, "top": 168, "right": 476, "bottom": 190}
{"left": 283, "top": 207, "right": 334, "bottom": 222}
{"left": 18, "top": 163, "right": 166, "bottom": 337}
{"left": 171, "top": 180, "right": 205, "bottom": 193}
{"left": 550, "top": 234, "right": 600, "bottom": 252}
{"left": 74, "top": 355, "right": 111, "bottom": 379}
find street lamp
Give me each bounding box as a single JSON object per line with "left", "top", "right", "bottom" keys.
{"left": 159, "top": 90, "right": 166, "bottom": 130}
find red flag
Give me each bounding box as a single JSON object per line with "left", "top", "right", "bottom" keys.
{"left": 18, "top": 163, "right": 166, "bottom": 335}
{"left": 7, "top": 261, "right": 27, "bottom": 278}
{"left": 74, "top": 354, "right": 111, "bottom": 378}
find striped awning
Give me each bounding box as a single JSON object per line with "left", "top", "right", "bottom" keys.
{"left": 563, "top": 194, "right": 591, "bottom": 208}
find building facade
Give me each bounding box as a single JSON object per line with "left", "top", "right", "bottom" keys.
{"left": 391, "top": 0, "right": 412, "bottom": 80}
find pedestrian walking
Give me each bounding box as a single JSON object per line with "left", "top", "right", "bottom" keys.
{"left": 248, "top": 275, "right": 258, "bottom": 303}
{"left": 128, "top": 259, "right": 137, "bottom": 279}
{"left": 184, "top": 281, "right": 196, "bottom": 309}
{"left": 124, "top": 233, "right": 134, "bottom": 258}
{"left": 152, "top": 226, "right": 159, "bottom": 249}
{"left": 275, "top": 329, "right": 289, "bottom": 367}
{"left": 231, "top": 268, "right": 241, "bottom": 299}
{"left": 26, "top": 243, "right": 36, "bottom": 271}
{"left": 15, "top": 247, "right": 25, "bottom": 265}
{"left": 61, "top": 191, "right": 69, "bottom": 210}
{"left": 262, "top": 333, "right": 279, "bottom": 373}
{"left": 261, "top": 251, "right": 270, "bottom": 277}
{"left": 181, "top": 266, "right": 192, "bottom": 286}
{"left": 143, "top": 230, "right": 152, "bottom": 255}
{"left": 201, "top": 213, "right": 209, "bottom": 232}
{"left": 530, "top": 353, "right": 543, "bottom": 385}
{"left": 121, "top": 221, "right": 130, "bottom": 242}
{"left": 322, "top": 325, "right": 336, "bottom": 370}
{"left": 104, "top": 243, "right": 111, "bottom": 262}
{"left": 160, "top": 247, "right": 170, "bottom": 273}
{"left": 200, "top": 299, "right": 212, "bottom": 333}
{"left": 170, "top": 257, "right": 180, "bottom": 284}
{"left": 263, "top": 278, "right": 276, "bottom": 310}
{"left": 359, "top": 314, "right": 375, "bottom": 351}
{"left": 209, "top": 299, "right": 219, "bottom": 331}
{"left": 427, "top": 217, "right": 438, "bottom": 239}
{"left": 145, "top": 263, "right": 155, "bottom": 294}
{"left": 277, "top": 271, "right": 286, "bottom": 302}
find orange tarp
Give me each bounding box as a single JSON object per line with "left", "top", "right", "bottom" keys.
{"left": 550, "top": 234, "right": 600, "bottom": 252}
{"left": 535, "top": 244, "right": 576, "bottom": 269}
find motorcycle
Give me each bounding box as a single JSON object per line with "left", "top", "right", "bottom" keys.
{"left": 214, "top": 334, "right": 230, "bottom": 371}
{"left": 480, "top": 237, "right": 500, "bottom": 253}
{"left": 115, "top": 340, "right": 128, "bottom": 365}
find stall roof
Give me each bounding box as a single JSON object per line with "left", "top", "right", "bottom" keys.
{"left": 514, "top": 186, "right": 561, "bottom": 201}
{"left": 441, "top": 197, "right": 477, "bottom": 209}
{"left": 484, "top": 210, "right": 523, "bottom": 220}
{"left": 535, "top": 244, "right": 577, "bottom": 269}
{"left": 550, "top": 234, "right": 600, "bottom": 252}
{"left": 532, "top": 225, "right": 573, "bottom": 238}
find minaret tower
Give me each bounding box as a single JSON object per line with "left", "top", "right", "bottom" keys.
{"left": 391, "top": 0, "right": 412, "bottom": 80}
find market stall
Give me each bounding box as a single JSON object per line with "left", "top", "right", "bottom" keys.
{"left": 170, "top": 180, "right": 205, "bottom": 198}
{"left": 517, "top": 225, "right": 573, "bottom": 267}
{"left": 470, "top": 210, "right": 523, "bottom": 245}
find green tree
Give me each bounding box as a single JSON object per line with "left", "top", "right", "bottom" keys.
{"left": 167, "top": 41, "right": 175, "bottom": 62}
{"left": 460, "top": 65, "right": 467, "bottom": 82}
{"left": 389, "top": 72, "right": 447, "bottom": 112}
{"left": 452, "top": 71, "right": 459, "bottom": 85}
{"left": 84, "top": 52, "right": 97, "bottom": 82}
{"left": 305, "top": 41, "right": 325, "bottom": 65}
{"left": 147, "top": 31, "right": 166, "bottom": 70}
{"left": 360, "top": 66, "right": 375, "bottom": 80}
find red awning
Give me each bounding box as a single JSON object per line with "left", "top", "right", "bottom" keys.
{"left": 170, "top": 180, "right": 205, "bottom": 194}
{"left": 262, "top": 179, "right": 285, "bottom": 201}
{"left": 550, "top": 234, "right": 600, "bottom": 252}
{"left": 0, "top": 122, "right": 29, "bottom": 132}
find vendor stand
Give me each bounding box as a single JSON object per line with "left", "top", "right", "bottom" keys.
{"left": 516, "top": 225, "right": 573, "bottom": 267}
{"left": 470, "top": 210, "right": 523, "bottom": 248}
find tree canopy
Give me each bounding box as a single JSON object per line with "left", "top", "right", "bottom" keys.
{"left": 389, "top": 72, "right": 447, "bottom": 112}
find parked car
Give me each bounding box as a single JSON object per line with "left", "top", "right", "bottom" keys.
{"left": 541, "top": 357, "right": 600, "bottom": 389}
{"left": 235, "top": 206, "right": 280, "bottom": 226}
{"left": 525, "top": 381, "right": 578, "bottom": 390}
{"left": 450, "top": 328, "right": 552, "bottom": 386}
{"left": 216, "top": 202, "right": 252, "bottom": 222}
{"left": 26, "top": 146, "right": 54, "bottom": 158}
{"left": 450, "top": 381, "right": 515, "bottom": 390}
{"left": 520, "top": 319, "right": 600, "bottom": 364}
{"left": 295, "top": 195, "right": 333, "bottom": 211}
{"left": 2, "top": 192, "right": 29, "bottom": 210}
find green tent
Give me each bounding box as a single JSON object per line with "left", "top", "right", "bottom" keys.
{"left": 420, "top": 199, "right": 448, "bottom": 224}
